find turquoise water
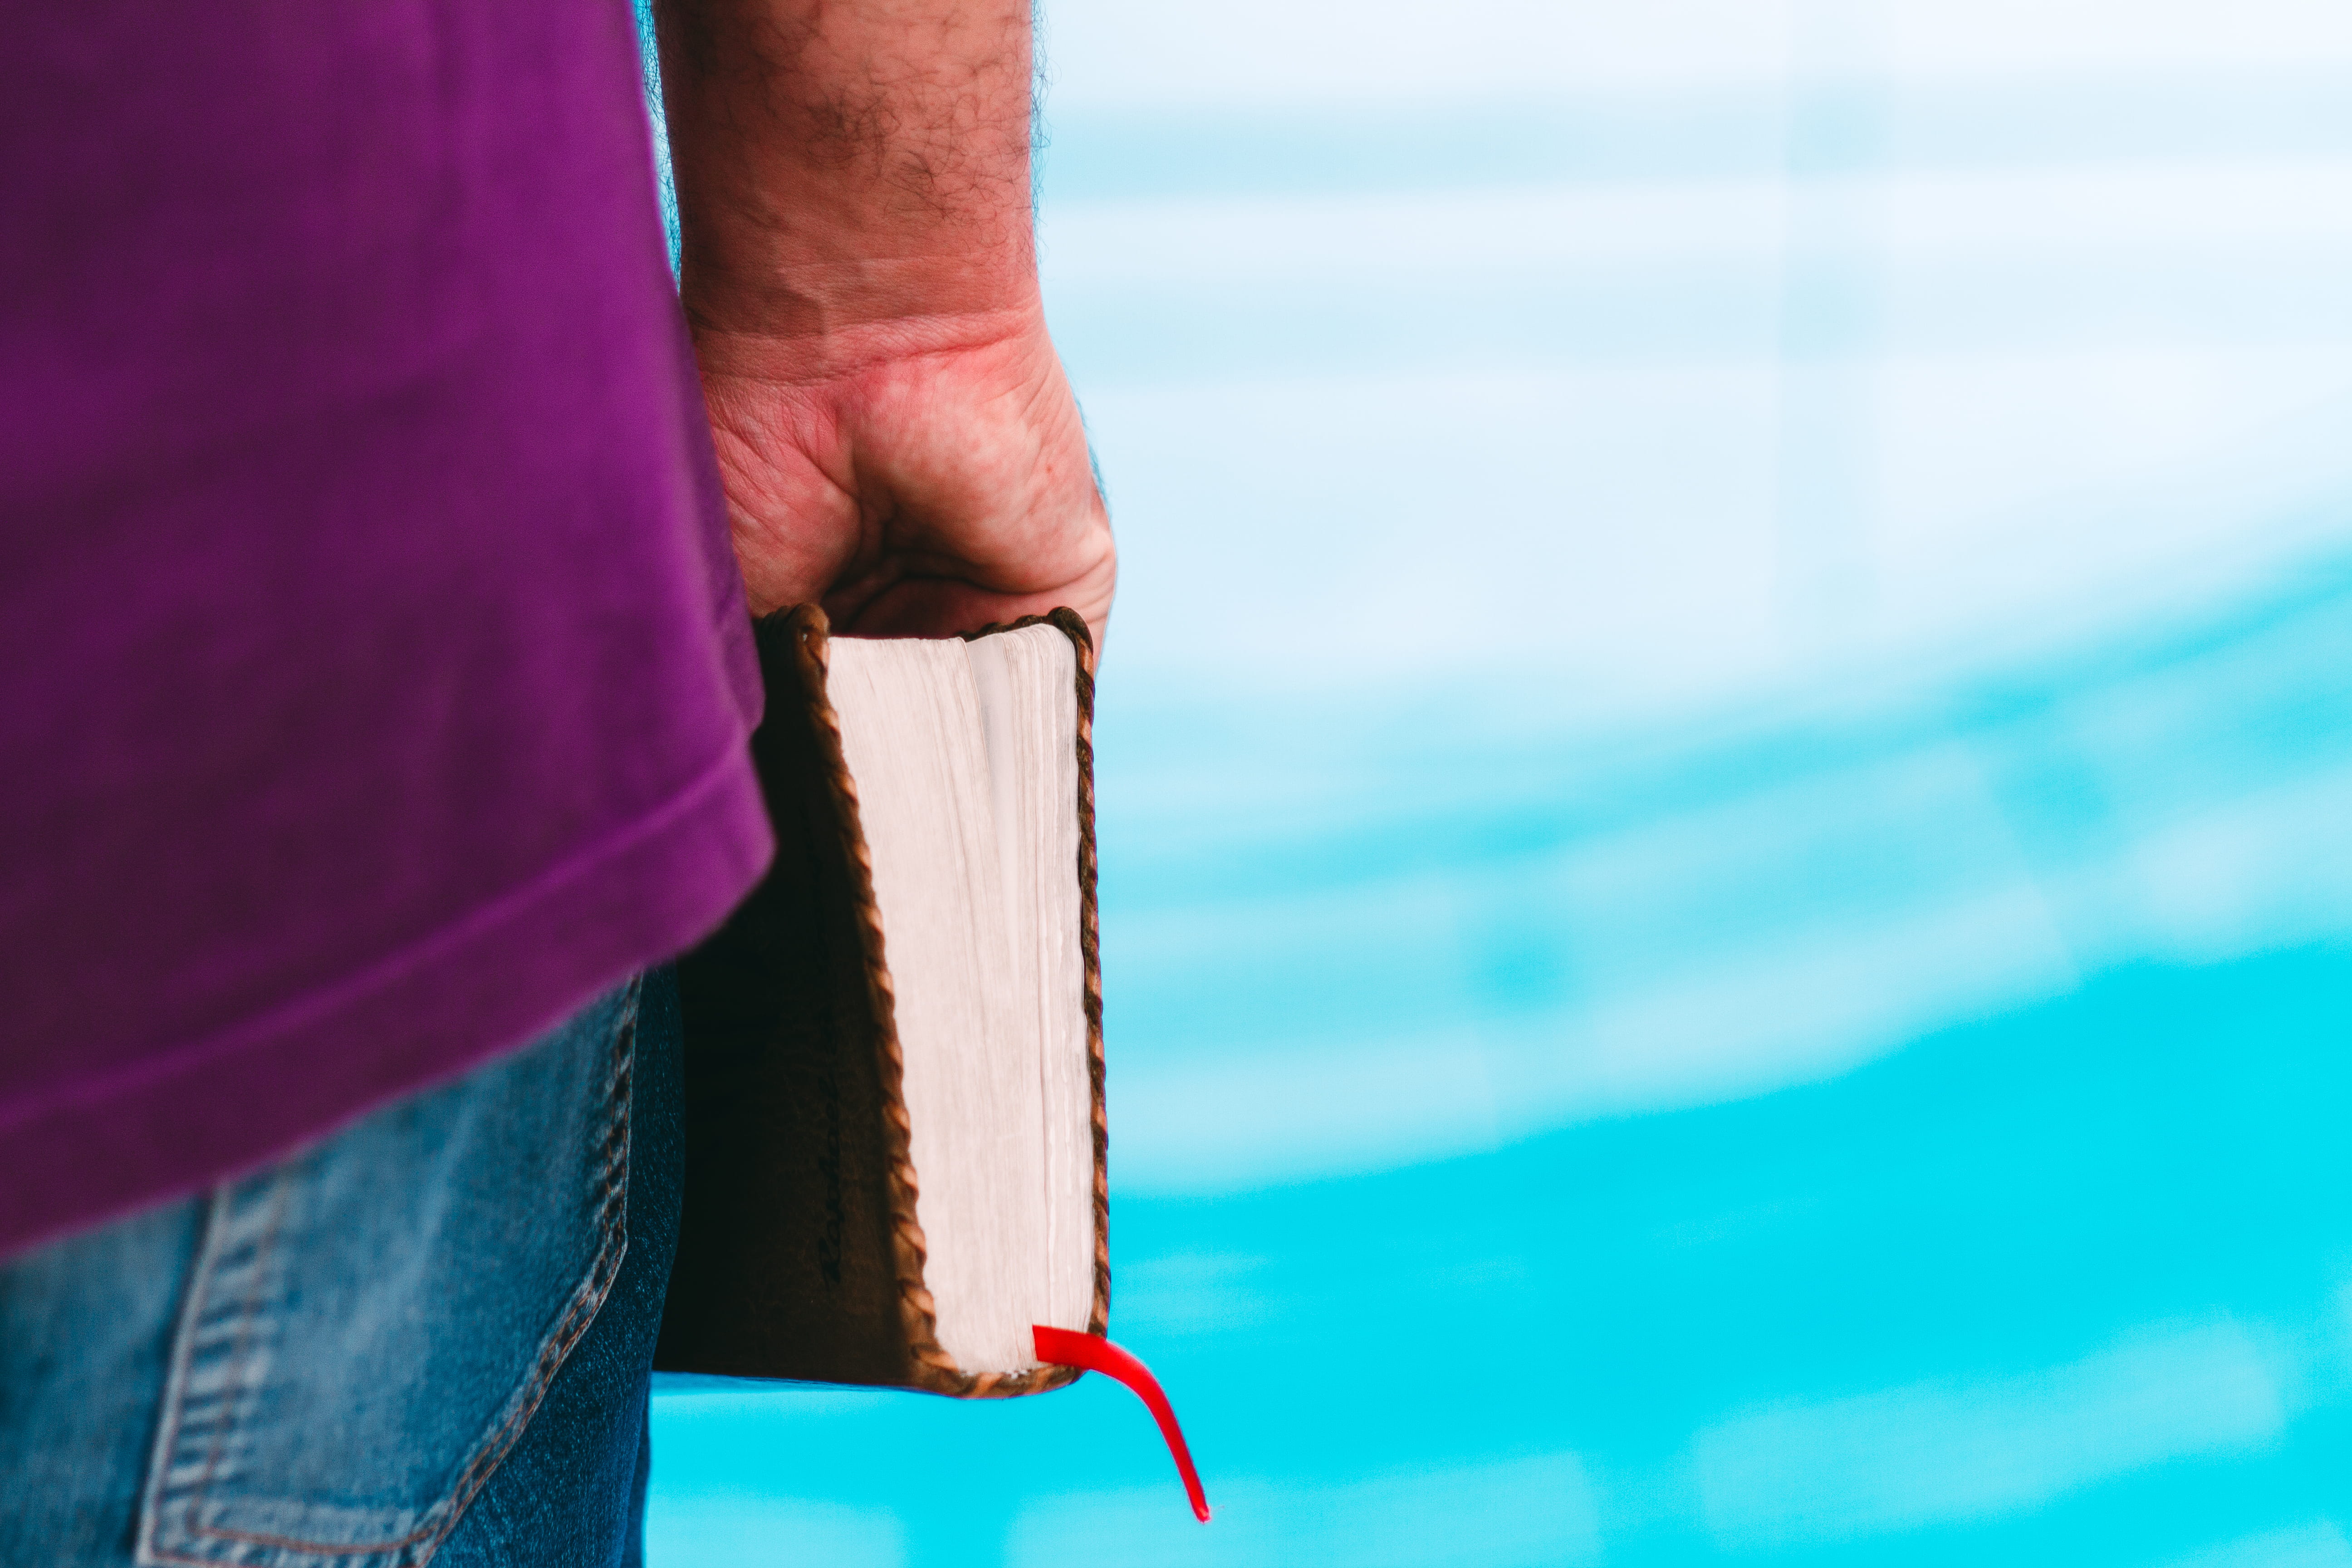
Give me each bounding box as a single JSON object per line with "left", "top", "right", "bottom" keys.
{"left": 644, "top": 5, "right": 2352, "bottom": 1563}
{"left": 658, "top": 944, "right": 2352, "bottom": 1566}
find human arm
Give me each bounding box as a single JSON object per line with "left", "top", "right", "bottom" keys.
{"left": 649, "top": 0, "right": 1114, "bottom": 654}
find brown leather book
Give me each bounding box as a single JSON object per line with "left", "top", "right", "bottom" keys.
{"left": 654, "top": 604, "right": 1107, "bottom": 1398}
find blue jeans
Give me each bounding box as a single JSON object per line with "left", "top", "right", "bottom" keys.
{"left": 0, "top": 969, "right": 684, "bottom": 1568}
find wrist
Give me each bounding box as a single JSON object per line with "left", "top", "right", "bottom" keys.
{"left": 680, "top": 239, "right": 1039, "bottom": 349}
{"left": 683, "top": 279, "right": 1054, "bottom": 389}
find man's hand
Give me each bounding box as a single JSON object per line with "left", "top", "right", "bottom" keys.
{"left": 692, "top": 307, "right": 1113, "bottom": 652}
{"left": 653, "top": 0, "right": 1113, "bottom": 656}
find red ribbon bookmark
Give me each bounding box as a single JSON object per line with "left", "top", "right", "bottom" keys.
{"left": 1032, "top": 1326, "right": 1211, "bottom": 1523}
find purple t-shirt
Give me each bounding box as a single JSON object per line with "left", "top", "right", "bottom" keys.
{"left": 0, "top": 4, "right": 774, "bottom": 1256}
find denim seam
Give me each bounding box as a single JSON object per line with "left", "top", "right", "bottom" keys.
{"left": 415, "top": 994, "right": 637, "bottom": 1565}
{"left": 181, "top": 1166, "right": 295, "bottom": 1546}
{"left": 137, "top": 979, "right": 641, "bottom": 1568}
{"left": 136, "top": 1165, "right": 296, "bottom": 1567}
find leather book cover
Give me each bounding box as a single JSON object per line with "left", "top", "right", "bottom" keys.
{"left": 653, "top": 604, "right": 1109, "bottom": 1397}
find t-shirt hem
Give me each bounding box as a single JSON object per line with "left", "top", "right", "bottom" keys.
{"left": 0, "top": 739, "right": 774, "bottom": 1259}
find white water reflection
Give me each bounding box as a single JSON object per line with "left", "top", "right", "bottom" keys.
{"left": 1695, "top": 1322, "right": 2284, "bottom": 1548}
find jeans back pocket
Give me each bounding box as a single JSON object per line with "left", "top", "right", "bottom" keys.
{"left": 137, "top": 980, "right": 640, "bottom": 1568}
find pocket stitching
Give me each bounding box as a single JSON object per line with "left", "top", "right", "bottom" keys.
{"left": 139, "top": 980, "right": 640, "bottom": 1568}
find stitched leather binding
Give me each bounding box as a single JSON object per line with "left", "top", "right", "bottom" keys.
{"left": 654, "top": 605, "right": 1107, "bottom": 1396}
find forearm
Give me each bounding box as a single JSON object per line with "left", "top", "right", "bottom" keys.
{"left": 648, "top": 0, "right": 1111, "bottom": 646}
{"left": 652, "top": 0, "right": 1039, "bottom": 355}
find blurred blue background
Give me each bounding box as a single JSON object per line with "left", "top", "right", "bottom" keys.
{"left": 640, "top": 3, "right": 2352, "bottom": 1563}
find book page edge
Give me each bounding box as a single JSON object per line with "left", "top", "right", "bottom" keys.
{"left": 961, "top": 611, "right": 1108, "bottom": 1346}
{"left": 797, "top": 605, "right": 1093, "bottom": 1399}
